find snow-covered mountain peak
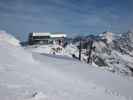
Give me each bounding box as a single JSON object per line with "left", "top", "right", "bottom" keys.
{"left": 127, "top": 30, "right": 133, "bottom": 43}
{"left": 99, "top": 31, "right": 123, "bottom": 43}
{"left": 100, "top": 32, "right": 114, "bottom": 43}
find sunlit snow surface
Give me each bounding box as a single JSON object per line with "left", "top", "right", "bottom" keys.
{"left": 0, "top": 32, "right": 133, "bottom": 100}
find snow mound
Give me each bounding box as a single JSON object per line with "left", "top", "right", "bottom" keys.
{"left": 28, "top": 92, "right": 48, "bottom": 100}
{"left": 0, "top": 32, "right": 34, "bottom": 64}
{"left": 26, "top": 44, "right": 73, "bottom": 57}
{"left": 0, "top": 31, "right": 20, "bottom": 46}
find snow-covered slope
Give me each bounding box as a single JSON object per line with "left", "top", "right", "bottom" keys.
{"left": 0, "top": 31, "right": 20, "bottom": 46}
{"left": 0, "top": 32, "right": 133, "bottom": 100}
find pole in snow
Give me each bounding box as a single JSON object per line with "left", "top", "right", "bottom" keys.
{"left": 79, "top": 39, "right": 82, "bottom": 61}
{"left": 87, "top": 40, "right": 93, "bottom": 64}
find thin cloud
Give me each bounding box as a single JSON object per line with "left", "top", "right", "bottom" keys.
{"left": 0, "top": 0, "right": 133, "bottom": 40}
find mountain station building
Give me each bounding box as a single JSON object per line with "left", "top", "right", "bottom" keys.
{"left": 28, "top": 32, "right": 67, "bottom": 45}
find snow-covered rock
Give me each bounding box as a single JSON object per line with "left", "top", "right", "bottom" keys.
{"left": 93, "top": 41, "right": 106, "bottom": 53}
{"left": 127, "top": 30, "right": 133, "bottom": 46}
{"left": 100, "top": 32, "right": 114, "bottom": 44}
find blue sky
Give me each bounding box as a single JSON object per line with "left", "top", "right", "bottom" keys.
{"left": 0, "top": 0, "right": 133, "bottom": 40}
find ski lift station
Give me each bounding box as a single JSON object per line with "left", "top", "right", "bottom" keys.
{"left": 28, "top": 32, "right": 67, "bottom": 45}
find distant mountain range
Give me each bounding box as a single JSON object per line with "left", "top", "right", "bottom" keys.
{"left": 71, "top": 31, "right": 133, "bottom": 77}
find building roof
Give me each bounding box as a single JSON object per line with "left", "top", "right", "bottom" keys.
{"left": 30, "top": 32, "right": 67, "bottom": 38}
{"left": 51, "top": 32, "right": 64, "bottom": 34}
{"left": 31, "top": 32, "right": 51, "bottom": 36}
